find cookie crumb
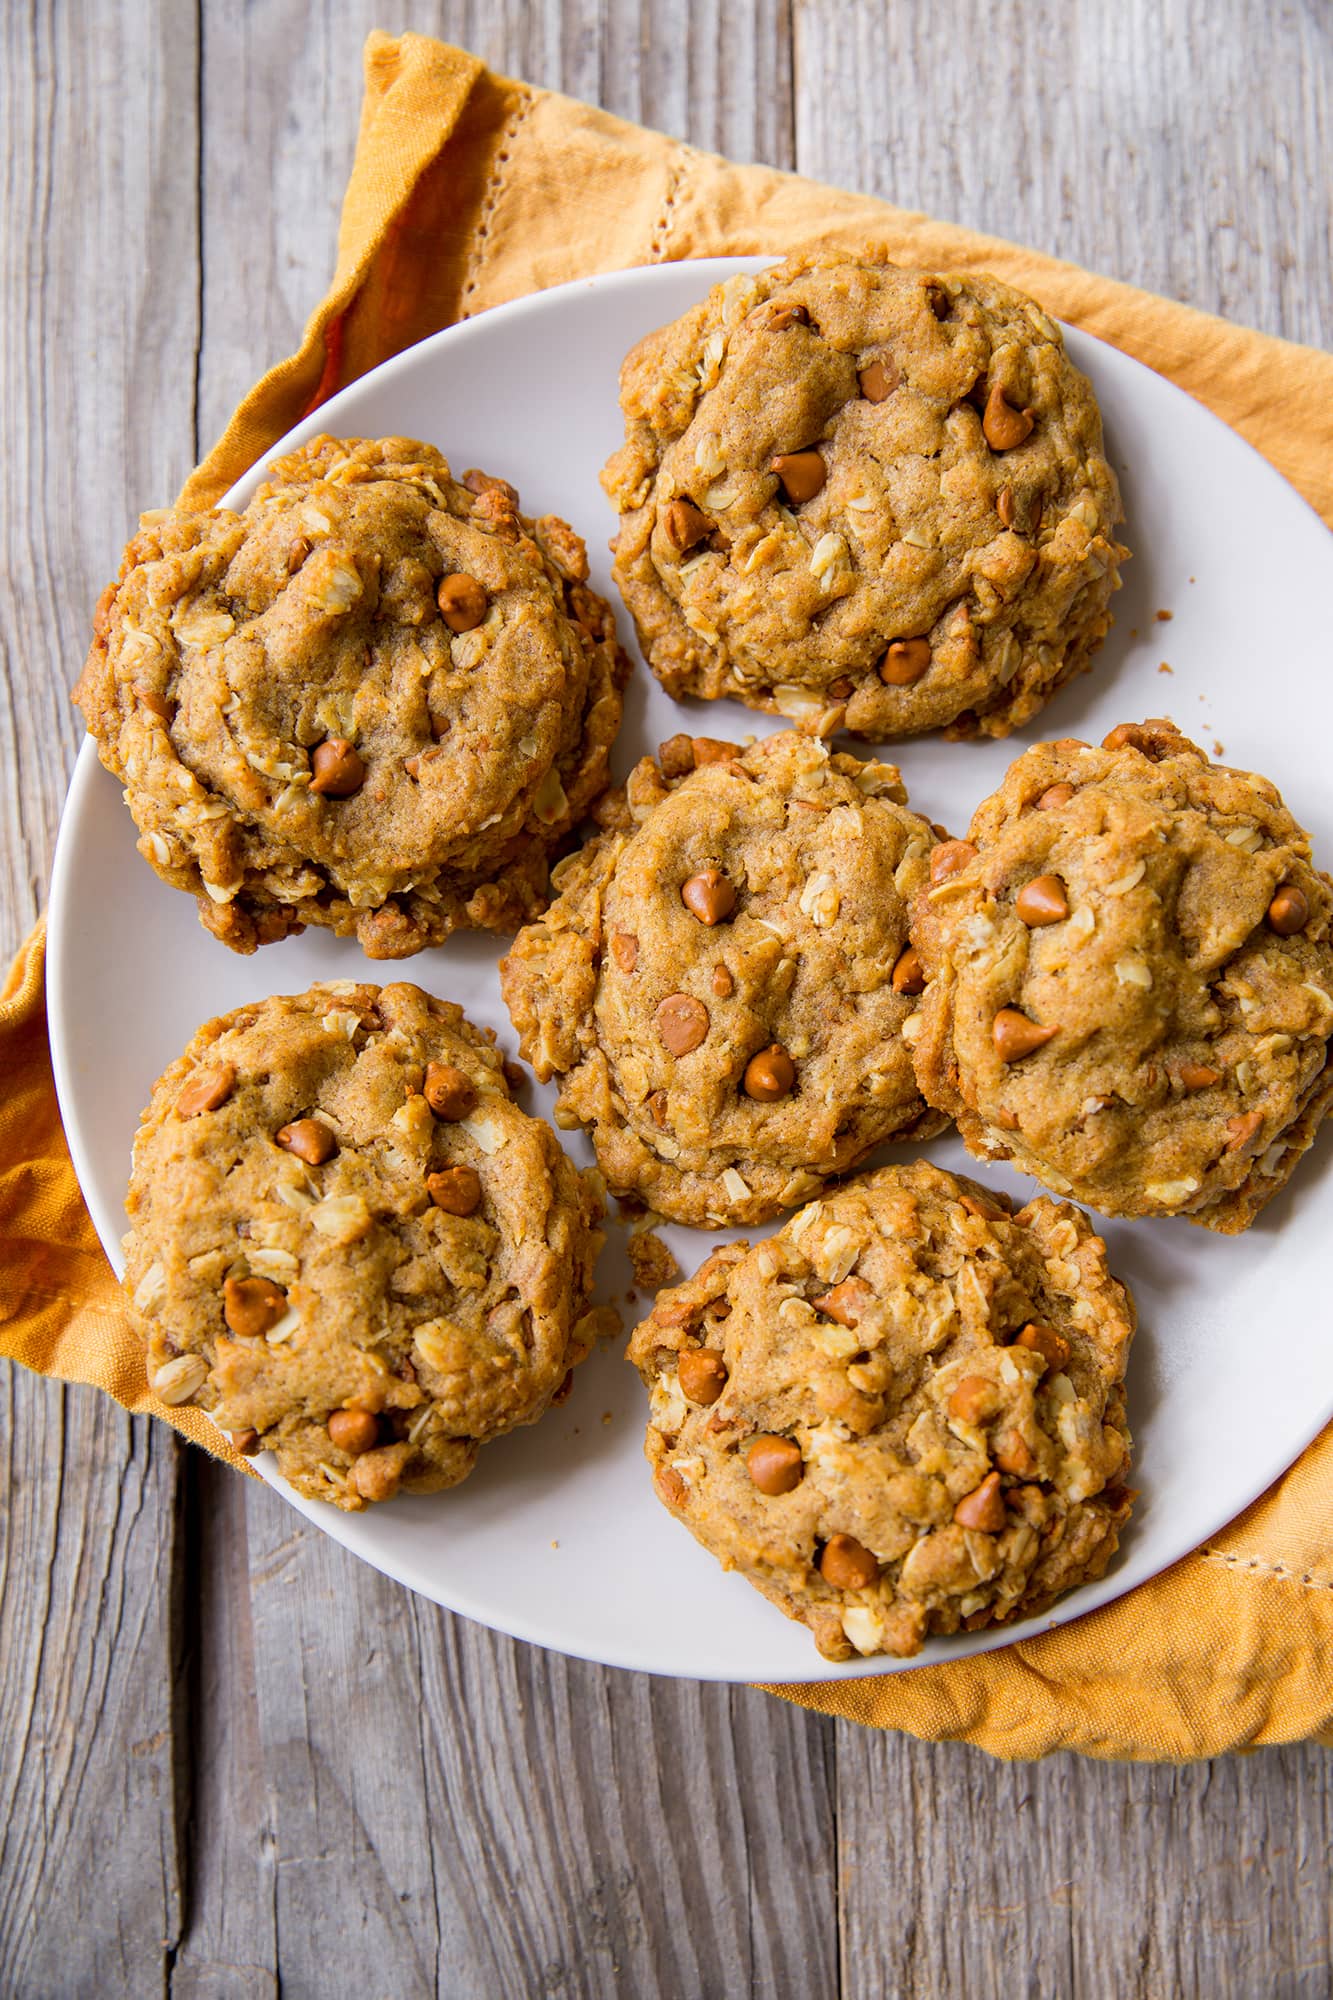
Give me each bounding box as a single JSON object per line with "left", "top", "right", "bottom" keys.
{"left": 628, "top": 1228, "right": 681, "bottom": 1292}
{"left": 1155, "top": 609, "right": 1173, "bottom": 622}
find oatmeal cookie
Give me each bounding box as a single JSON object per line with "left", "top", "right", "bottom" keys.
{"left": 910, "top": 720, "right": 1333, "bottom": 1228}
{"left": 123, "top": 982, "right": 607, "bottom": 1509}
{"left": 628, "top": 1161, "right": 1134, "bottom": 1662}
{"left": 500, "top": 730, "right": 946, "bottom": 1228}
{"left": 602, "top": 249, "right": 1126, "bottom": 740}
{"left": 75, "top": 436, "right": 629, "bottom": 956}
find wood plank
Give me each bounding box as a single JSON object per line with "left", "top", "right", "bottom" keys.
{"left": 793, "top": 0, "right": 1333, "bottom": 345}
{"left": 0, "top": 1376, "right": 183, "bottom": 1999}
{"left": 834, "top": 1729, "right": 1333, "bottom": 1999}
{"left": 0, "top": 2, "right": 199, "bottom": 1993}
{"left": 212, "top": 1474, "right": 837, "bottom": 2000}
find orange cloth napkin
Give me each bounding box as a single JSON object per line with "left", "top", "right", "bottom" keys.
{"left": 6, "top": 31, "right": 1333, "bottom": 1761}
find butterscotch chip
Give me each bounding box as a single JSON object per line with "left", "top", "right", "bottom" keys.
{"left": 500, "top": 731, "right": 945, "bottom": 1228}
{"left": 992, "top": 1008, "right": 1058, "bottom": 1063}
{"left": 891, "top": 945, "right": 926, "bottom": 996}
{"left": 628, "top": 1160, "right": 1135, "bottom": 1662}
{"left": 681, "top": 869, "right": 736, "bottom": 925}
{"left": 879, "top": 638, "right": 932, "bottom": 687}
{"left": 75, "top": 435, "right": 629, "bottom": 957}
{"left": 819, "top": 1534, "right": 880, "bottom": 1590}
{"left": 948, "top": 1374, "right": 999, "bottom": 1425}
{"left": 747, "top": 1434, "right": 805, "bottom": 1494}
{"left": 276, "top": 1117, "right": 337, "bottom": 1165}
{"left": 994, "top": 1429, "right": 1037, "bottom": 1477}
{"left": 609, "top": 931, "right": 639, "bottom": 972}
{"left": 426, "top": 1164, "right": 483, "bottom": 1216}
{"left": 743, "top": 1044, "right": 796, "bottom": 1102}
{"left": 857, "top": 357, "right": 897, "bottom": 402}
{"left": 436, "top": 572, "right": 489, "bottom": 632}
{"left": 953, "top": 1471, "right": 1007, "bottom": 1531}
{"left": 222, "top": 1275, "right": 288, "bottom": 1338}
{"left": 1268, "top": 884, "right": 1310, "bottom": 936}
{"left": 1013, "top": 1321, "right": 1071, "bottom": 1372}
{"left": 309, "top": 738, "right": 367, "bottom": 799}
{"left": 423, "top": 1062, "right": 478, "bottom": 1121}
{"left": 1014, "top": 874, "right": 1069, "bottom": 926}
{"left": 930, "top": 840, "right": 977, "bottom": 883}
{"left": 175, "top": 1062, "right": 236, "bottom": 1120}
{"left": 328, "top": 1408, "right": 380, "bottom": 1456}
{"left": 811, "top": 1278, "right": 869, "bottom": 1327}
{"left": 663, "top": 499, "right": 712, "bottom": 553}
{"left": 121, "top": 982, "right": 605, "bottom": 1511}
{"left": 602, "top": 249, "right": 1126, "bottom": 741}
{"left": 656, "top": 994, "right": 710, "bottom": 1056}
{"left": 770, "top": 450, "right": 826, "bottom": 504}
{"left": 981, "top": 381, "right": 1035, "bottom": 451}
{"left": 677, "top": 1348, "right": 728, "bottom": 1405}
{"left": 911, "top": 721, "right": 1333, "bottom": 1229}
{"left": 1226, "top": 1109, "right": 1265, "bottom": 1151}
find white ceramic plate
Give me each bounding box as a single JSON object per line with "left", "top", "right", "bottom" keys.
{"left": 48, "top": 259, "right": 1333, "bottom": 1682}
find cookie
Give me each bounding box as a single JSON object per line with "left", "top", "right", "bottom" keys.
{"left": 628, "top": 1161, "right": 1134, "bottom": 1662}
{"left": 910, "top": 720, "right": 1333, "bottom": 1228}
{"left": 122, "top": 982, "right": 607, "bottom": 1509}
{"left": 500, "top": 730, "right": 947, "bottom": 1228}
{"left": 601, "top": 249, "right": 1126, "bottom": 740}
{"left": 75, "top": 436, "right": 629, "bottom": 956}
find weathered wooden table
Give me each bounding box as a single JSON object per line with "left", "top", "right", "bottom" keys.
{"left": 3, "top": 5, "right": 1330, "bottom": 1994}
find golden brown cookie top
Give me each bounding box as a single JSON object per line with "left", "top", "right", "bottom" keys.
{"left": 628, "top": 1161, "right": 1134, "bottom": 1661}
{"left": 123, "top": 981, "right": 607, "bottom": 1509}
{"left": 75, "top": 436, "right": 628, "bottom": 956}
{"left": 910, "top": 721, "right": 1333, "bottom": 1228}
{"left": 501, "top": 730, "right": 945, "bottom": 1228}
{"left": 602, "top": 249, "right": 1126, "bottom": 741}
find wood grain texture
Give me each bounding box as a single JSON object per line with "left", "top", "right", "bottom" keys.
{"left": 191, "top": 1467, "right": 836, "bottom": 2000}
{"left": 0, "top": 1374, "right": 183, "bottom": 1999}
{"left": 0, "top": 4, "right": 199, "bottom": 1993}
{"left": 793, "top": 0, "right": 1333, "bottom": 346}
{"left": 834, "top": 1727, "right": 1333, "bottom": 2000}
{"left": 2, "top": 3, "right": 1332, "bottom": 1997}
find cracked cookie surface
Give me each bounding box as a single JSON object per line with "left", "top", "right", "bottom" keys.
{"left": 910, "top": 721, "right": 1333, "bottom": 1228}
{"left": 75, "top": 436, "right": 629, "bottom": 956}
{"left": 500, "top": 730, "right": 946, "bottom": 1228}
{"left": 628, "top": 1160, "right": 1134, "bottom": 1662}
{"left": 123, "top": 982, "right": 606, "bottom": 1509}
{"left": 602, "top": 249, "right": 1126, "bottom": 741}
